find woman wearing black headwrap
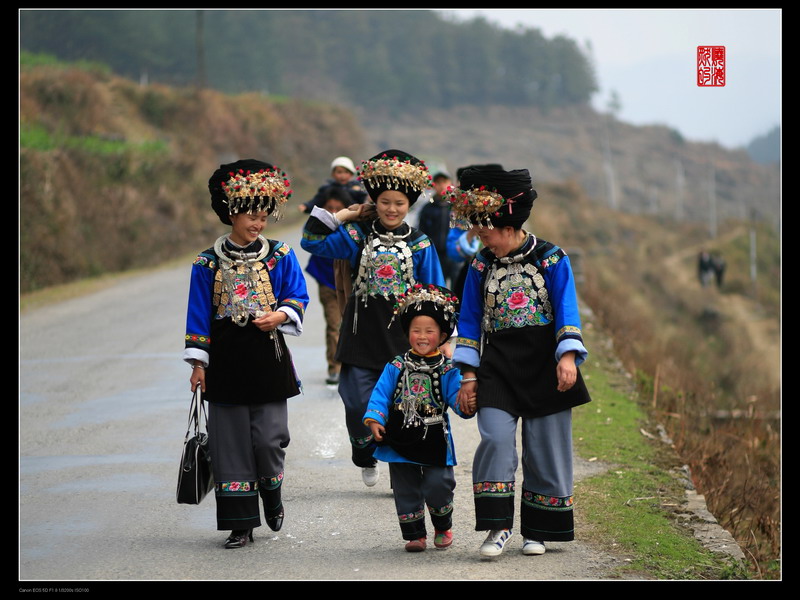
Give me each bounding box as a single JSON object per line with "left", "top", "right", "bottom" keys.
{"left": 449, "top": 166, "right": 591, "bottom": 559}
{"left": 184, "top": 159, "right": 309, "bottom": 548}
{"left": 301, "top": 149, "right": 446, "bottom": 488}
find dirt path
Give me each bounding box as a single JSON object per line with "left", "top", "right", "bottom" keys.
{"left": 662, "top": 226, "right": 780, "bottom": 393}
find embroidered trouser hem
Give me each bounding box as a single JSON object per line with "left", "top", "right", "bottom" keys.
{"left": 520, "top": 488, "right": 575, "bottom": 542}
{"left": 215, "top": 483, "right": 261, "bottom": 531}
{"left": 473, "top": 482, "right": 515, "bottom": 532}
{"left": 259, "top": 473, "right": 284, "bottom": 518}
{"left": 391, "top": 463, "right": 455, "bottom": 540}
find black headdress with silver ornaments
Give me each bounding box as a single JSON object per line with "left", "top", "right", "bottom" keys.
{"left": 350, "top": 149, "right": 432, "bottom": 333}
{"left": 357, "top": 149, "right": 432, "bottom": 205}
{"left": 390, "top": 284, "right": 459, "bottom": 339}
{"left": 209, "top": 159, "right": 293, "bottom": 225}
{"left": 445, "top": 166, "right": 537, "bottom": 230}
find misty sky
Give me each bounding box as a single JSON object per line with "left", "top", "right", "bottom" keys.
{"left": 445, "top": 8, "right": 781, "bottom": 150}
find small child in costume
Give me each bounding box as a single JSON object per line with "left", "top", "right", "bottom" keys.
{"left": 363, "top": 284, "right": 475, "bottom": 552}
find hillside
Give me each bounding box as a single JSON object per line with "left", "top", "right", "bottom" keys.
{"left": 360, "top": 104, "right": 780, "bottom": 230}
{"left": 19, "top": 61, "right": 368, "bottom": 292}
{"left": 19, "top": 58, "right": 780, "bottom": 576}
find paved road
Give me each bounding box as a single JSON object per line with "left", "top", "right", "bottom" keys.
{"left": 19, "top": 223, "right": 620, "bottom": 583}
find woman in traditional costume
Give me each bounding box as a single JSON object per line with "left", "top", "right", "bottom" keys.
{"left": 450, "top": 166, "right": 591, "bottom": 558}
{"left": 301, "top": 149, "right": 445, "bottom": 487}
{"left": 184, "top": 159, "right": 309, "bottom": 548}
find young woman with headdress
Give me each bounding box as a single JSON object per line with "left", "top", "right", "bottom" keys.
{"left": 449, "top": 166, "right": 592, "bottom": 559}
{"left": 184, "top": 159, "right": 309, "bottom": 548}
{"left": 300, "top": 149, "right": 446, "bottom": 487}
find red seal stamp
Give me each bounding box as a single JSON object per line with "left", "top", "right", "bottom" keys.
{"left": 697, "top": 46, "right": 726, "bottom": 87}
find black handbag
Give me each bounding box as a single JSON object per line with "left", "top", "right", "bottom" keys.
{"left": 176, "top": 387, "right": 214, "bottom": 505}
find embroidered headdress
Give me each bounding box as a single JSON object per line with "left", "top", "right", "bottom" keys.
{"left": 390, "top": 284, "right": 459, "bottom": 339}
{"left": 446, "top": 166, "right": 537, "bottom": 229}
{"left": 358, "top": 149, "right": 432, "bottom": 205}
{"left": 209, "top": 159, "right": 293, "bottom": 225}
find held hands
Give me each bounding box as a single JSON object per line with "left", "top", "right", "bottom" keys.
{"left": 457, "top": 377, "right": 478, "bottom": 416}
{"left": 368, "top": 421, "right": 385, "bottom": 442}
{"left": 557, "top": 352, "right": 577, "bottom": 392}
{"left": 253, "top": 311, "right": 289, "bottom": 332}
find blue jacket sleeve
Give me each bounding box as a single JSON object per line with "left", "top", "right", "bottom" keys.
{"left": 412, "top": 239, "right": 446, "bottom": 287}
{"left": 452, "top": 258, "right": 483, "bottom": 369}
{"left": 542, "top": 252, "right": 588, "bottom": 366}
{"left": 300, "top": 212, "right": 363, "bottom": 267}
{"left": 272, "top": 246, "right": 310, "bottom": 336}
{"left": 184, "top": 253, "right": 215, "bottom": 366}
{"left": 443, "top": 365, "right": 474, "bottom": 419}
{"left": 447, "top": 227, "right": 481, "bottom": 263}
{"left": 364, "top": 362, "right": 401, "bottom": 425}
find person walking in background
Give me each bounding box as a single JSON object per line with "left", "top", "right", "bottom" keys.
{"left": 304, "top": 187, "right": 353, "bottom": 385}
{"left": 301, "top": 149, "right": 445, "bottom": 488}
{"left": 184, "top": 159, "right": 309, "bottom": 548}
{"left": 298, "top": 155, "right": 367, "bottom": 213}
{"left": 418, "top": 170, "right": 459, "bottom": 287}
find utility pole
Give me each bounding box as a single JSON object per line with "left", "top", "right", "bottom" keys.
{"left": 708, "top": 160, "right": 717, "bottom": 238}
{"left": 674, "top": 158, "right": 684, "bottom": 221}
{"left": 195, "top": 10, "right": 207, "bottom": 90}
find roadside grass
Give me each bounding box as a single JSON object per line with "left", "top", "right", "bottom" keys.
{"left": 572, "top": 323, "right": 749, "bottom": 580}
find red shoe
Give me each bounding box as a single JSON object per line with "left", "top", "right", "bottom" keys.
{"left": 434, "top": 530, "right": 453, "bottom": 549}
{"left": 404, "top": 537, "right": 427, "bottom": 552}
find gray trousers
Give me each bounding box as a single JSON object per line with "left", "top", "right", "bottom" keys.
{"left": 472, "top": 407, "right": 576, "bottom": 541}
{"left": 389, "top": 462, "right": 456, "bottom": 540}
{"left": 338, "top": 364, "right": 381, "bottom": 467}
{"left": 207, "top": 401, "right": 289, "bottom": 531}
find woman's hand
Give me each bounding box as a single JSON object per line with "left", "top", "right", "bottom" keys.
{"left": 336, "top": 203, "right": 374, "bottom": 223}
{"left": 368, "top": 420, "right": 385, "bottom": 442}
{"left": 190, "top": 364, "right": 206, "bottom": 393}
{"left": 556, "top": 352, "right": 577, "bottom": 392}
{"left": 458, "top": 376, "right": 478, "bottom": 416}
{"left": 253, "top": 311, "right": 288, "bottom": 332}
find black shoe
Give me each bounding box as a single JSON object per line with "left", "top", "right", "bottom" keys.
{"left": 325, "top": 372, "right": 340, "bottom": 385}
{"left": 224, "top": 529, "right": 254, "bottom": 549}
{"left": 267, "top": 507, "right": 284, "bottom": 532}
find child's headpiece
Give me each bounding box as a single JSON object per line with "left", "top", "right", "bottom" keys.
{"left": 446, "top": 166, "right": 536, "bottom": 230}
{"left": 209, "top": 159, "right": 293, "bottom": 225}
{"left": 390, "top": 284, "right": 459, "bottom": 339}
{"left": 358, "top": 149, "right": 432, "bottom": 206}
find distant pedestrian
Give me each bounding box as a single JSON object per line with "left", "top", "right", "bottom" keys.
{"left": 418, "top": 170, "right": 459, "bottom": 286}
{"left": 698, "top": 250, "right": 714, "bottom": 287}
{"left": 712, "top": 253, "right": 726, "bottom": 289}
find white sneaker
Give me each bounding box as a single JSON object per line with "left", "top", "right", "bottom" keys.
{"left": 362, "top": 464, "right": 379, "bottom": 487}
{"left": 479, "top": 529, "right": 513, "bottom": 557}
{"left": 522, "top": 538, "right": 546, "bottom": 555}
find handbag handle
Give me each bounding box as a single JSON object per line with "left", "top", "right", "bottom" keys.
{"left": 184, "top": 387, "right": 209, "bottom": 440}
